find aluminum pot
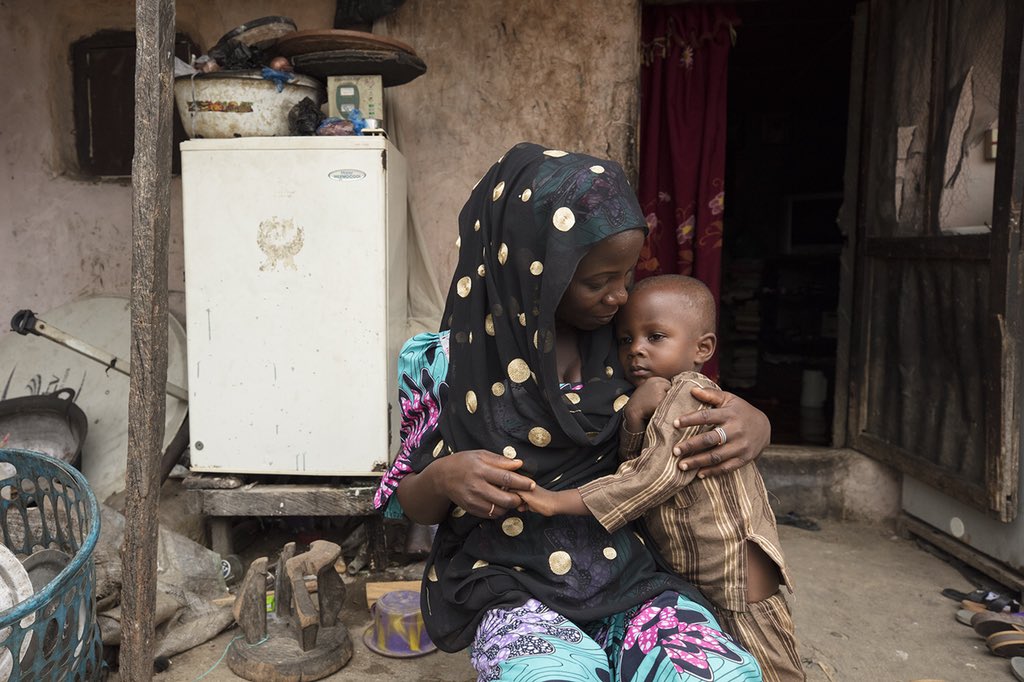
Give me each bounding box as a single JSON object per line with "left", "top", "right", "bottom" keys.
{"left": 0, "top": 389, "right": 87, "bottom": 468}
{"left": 174, "top": 70, "right": 324, "bottom": 139}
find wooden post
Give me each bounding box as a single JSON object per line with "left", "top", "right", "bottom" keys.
{"left": 120, "top": 0, "right": 175, "bottom": 678}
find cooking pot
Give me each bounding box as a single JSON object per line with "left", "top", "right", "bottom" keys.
{"left": 0, "top": 389, "right": 87, "bottom": 468}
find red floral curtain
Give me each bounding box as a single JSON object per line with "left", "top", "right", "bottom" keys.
{"left": 637, "top": 4, "right": 738, "bottom": 379}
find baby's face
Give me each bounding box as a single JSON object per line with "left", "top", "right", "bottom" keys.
{"left": 615, "top": 287, "right": 704, "bottom": 385}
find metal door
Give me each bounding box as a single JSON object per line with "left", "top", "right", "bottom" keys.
{"left": 848, "top": 0, "right": 1023, "bottom": 521}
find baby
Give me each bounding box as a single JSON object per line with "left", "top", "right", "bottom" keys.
{"left": 519, "top": 275, "right": 804, "bottom": 682}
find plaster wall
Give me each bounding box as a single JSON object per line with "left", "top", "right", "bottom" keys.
{"left": 1, "top": 0, "right": 640, "bottom": 340}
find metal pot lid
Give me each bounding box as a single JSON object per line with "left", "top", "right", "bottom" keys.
{"left": 0, "top": 296, "right": 188, "bottom": 504}
{"left": 216, "top": 16, "right": 297, "bottom": 50}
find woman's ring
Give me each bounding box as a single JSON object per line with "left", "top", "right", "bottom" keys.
{"left": 714, "top": 426, "right": 728, "bottom": 446}
{"left": 488, "top": 503, "right": 496, "bottom": 517}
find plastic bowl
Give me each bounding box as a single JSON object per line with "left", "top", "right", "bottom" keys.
{"left": 174, "top": 70, "right": 324, "bottom": 138}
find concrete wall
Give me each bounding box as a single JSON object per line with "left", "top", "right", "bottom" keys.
{"left": 1, "top": 0, "right": 640, "bottom": 337}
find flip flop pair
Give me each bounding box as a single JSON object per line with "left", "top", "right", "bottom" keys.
{"left": 942, "top": 587, "right": 1020, "bottom": 613}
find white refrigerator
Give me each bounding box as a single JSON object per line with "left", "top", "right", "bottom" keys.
{"left": 180, "top": 136, "right": 407, "bottom": 475}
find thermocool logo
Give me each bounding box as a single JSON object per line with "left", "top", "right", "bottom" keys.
{"left": 328, "top": 169, "right": 366, "bottom": 181}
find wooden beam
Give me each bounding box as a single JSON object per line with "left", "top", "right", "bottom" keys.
{"left": 900, "top": 513, "right": 1024, "bottom": 599}
{"left": 365, "top": 580, "right": 422, "bottom": 609}
{"left": 187, "top": 485, "right": 379, "bottom": 517}
{"left": 986, "top": 0, "right": 1024, "bottom": 523}
{"left": 119, "top": 0, "right": 175, "bottom": 677}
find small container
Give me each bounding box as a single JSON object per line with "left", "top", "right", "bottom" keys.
{"left": 362, "top": 590, "right": 435, "bottom": 658}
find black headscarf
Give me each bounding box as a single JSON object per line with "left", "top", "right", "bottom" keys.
{"left": 413, "top": 143, "right": 699, "bottom": 651}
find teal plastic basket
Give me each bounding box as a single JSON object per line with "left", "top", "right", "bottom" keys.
{"left": 0, "top": 448, "right": 102, "bottom": 680}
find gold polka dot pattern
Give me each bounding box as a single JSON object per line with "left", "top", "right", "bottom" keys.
{"left": 502, "top": 446, "right": 517, "bottom": 459}
{"left": 466, "top": 390, "right": 478, "bottom": 414}
{"left": 549, "top": 551, "right": 572, "bottom": 575}
{"left": 502, "top": 518, "right": 524, "bottom": 537}
{"left": 491, "top": 382, "right": 505, "bottom": 397}
{"left": 457, "top": 277, "right": 472, "bottom": 298}
{"left": 552, "top": 207, "right": 576, "bottom": 232}
{"left": 508, "top": 359, "right": 530, "bottom": 383}
{"left": 492, "top": 182, "right": 505, "bottom": 201}
{"left": 529, "top": 261, "right": 544, "bottom": 275}
{"left": 529, "top": 427, "right": 551, "bottom": 447}
{"left": 613, "top": 395, "right": 629, "bottom": 412}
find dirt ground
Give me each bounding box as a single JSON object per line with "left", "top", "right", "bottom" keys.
{"left": 134, "top": 521, "right": 1015, "bottom": 682}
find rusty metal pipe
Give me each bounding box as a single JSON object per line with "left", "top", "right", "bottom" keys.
{"left": 10, "top": 310, "right": 189, "bottom": 402}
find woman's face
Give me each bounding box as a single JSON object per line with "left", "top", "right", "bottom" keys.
{"left": 556, "top": 229, "right": 644, "bottom": 331}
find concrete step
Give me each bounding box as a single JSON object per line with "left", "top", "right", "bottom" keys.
{"left": 757, "top": 445, "right": 900, "bottom": 523}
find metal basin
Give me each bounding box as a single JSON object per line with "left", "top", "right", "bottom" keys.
{"left": 0, "top": 389, "right": 86, "bottom": 468}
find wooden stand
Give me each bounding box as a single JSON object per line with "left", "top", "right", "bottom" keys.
{"left": 184, "top": 475, "right": 389, "bottom": 573}
{"left": 227, "top": 623, "right": 353, "bottom": 682}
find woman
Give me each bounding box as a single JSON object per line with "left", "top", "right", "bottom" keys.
{"left": 374, "top": 143, "right": 770, "bottom": 680}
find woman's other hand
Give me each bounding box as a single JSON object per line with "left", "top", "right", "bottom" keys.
{"left": 670, "top": 387, "right": 771, "bottom": 477}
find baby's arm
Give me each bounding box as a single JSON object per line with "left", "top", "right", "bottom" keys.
{"left": 518, "top": 379, "right": 671, "bottom": 518}
{"left": 579, "top": 372, "right": 717, "bottom": 532}
{"left": 517, "top": 487, "right": 589, "bottom": 517}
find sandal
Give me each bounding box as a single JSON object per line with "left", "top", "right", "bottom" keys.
{"left": 943, "top": 588, "right": 1020, "bottom": 613}
{"left": 988, "top": 631, "right": 1024, "bottom": 658}
{"left": 972, "top": 612, "right": 1024, "bottom": 638}
{"left": 942, "top": 587, "right": 991, "bottom": 603}
{"left": 1012, "top": 657, "right": 1024, "bottom": 681}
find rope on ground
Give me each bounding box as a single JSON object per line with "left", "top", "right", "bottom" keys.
{"left": 193, "top": 634, "right": 269, "bottom": 681}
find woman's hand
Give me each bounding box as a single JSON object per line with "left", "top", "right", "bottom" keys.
{"left": 397, "top": 450, "right": 536, "bottom": 524}
{"left": 670, "top": 387, "right": 770, "bottom": 477}
{"left": 441, "top": 450, "right": 536, "bottom": 517}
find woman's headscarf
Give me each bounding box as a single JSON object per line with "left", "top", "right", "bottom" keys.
{"left": 414, "top": 143, "right": 697, "bottom": 651}
{"left": 418, "top": 142, "right": 644, "bottom": 487}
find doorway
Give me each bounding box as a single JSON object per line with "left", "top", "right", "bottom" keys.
{"left": 717, "top": 0, "right": 858, "bottom": 446}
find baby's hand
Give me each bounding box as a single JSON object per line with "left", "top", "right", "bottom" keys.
{"left": 624, "top": 377, "right": 671, "bottom": 432}
{"left": 516, "top": 487, "right": 562, "bottom": 517}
